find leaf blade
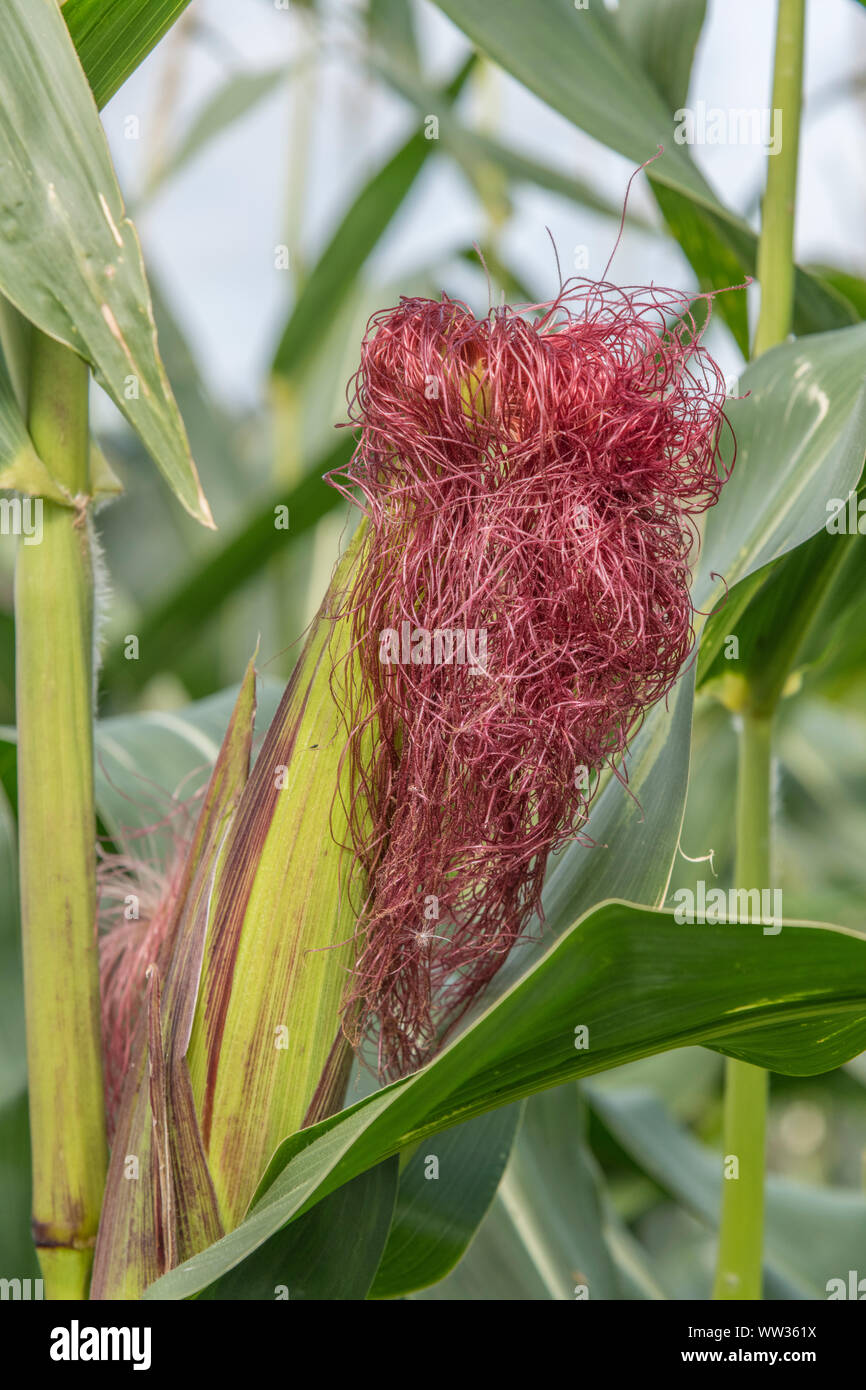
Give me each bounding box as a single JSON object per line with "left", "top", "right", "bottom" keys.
{"left": 0, "top": 0, "right": 212, "bottom": 524}
{"left": 145, "top": 901, "right": 866, "bottom": 1298}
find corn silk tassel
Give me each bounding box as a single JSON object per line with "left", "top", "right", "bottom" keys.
{"left": 327, "top": 277, "right": 733, "bottom": 1078}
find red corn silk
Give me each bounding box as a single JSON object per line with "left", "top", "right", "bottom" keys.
{"left": 97, "top": 807, "right": 196, "bottom": 1138}
{"left": 329, "top": 278, "right": 733, "bottom": 1078}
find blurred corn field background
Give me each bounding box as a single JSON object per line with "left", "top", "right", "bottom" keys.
{"left": 2, "top": 0, "right": 866, "bottom": 1303}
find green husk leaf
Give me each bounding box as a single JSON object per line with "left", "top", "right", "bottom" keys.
{"left": 186, "top": 531, "right": 367, "bottom": 1228}
{"left": 91, "top": 658, "right": 258, "bottom": 1298}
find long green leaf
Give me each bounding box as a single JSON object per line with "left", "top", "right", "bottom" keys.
{"left": 616, "top": 0, "right": 707, "bottom": 112}
{"left": 695, "top": 323, "right": 866, "bottom": 611}
{"left": 197, "top": 1159, "right": 399, "bottom": 1300}
{"left": 431, "top": 0, "right": 857, "bottom": 338}
{"left": 145, "top": 901, "right": 866, "bottom": 1298}
{"left": 367, "top": 0, "right": 420, "bottom": 75}
{"left": 419, "top": 1086, "right": 623, "bottom": 1301}
{"left": 699, "top": 527, "right": 858, "bottom": 707}
{"left": 64, "top": 0, "right": 193, "bottom": 111}
{"left": 93, "top": 679, "right": 284, "bottom": 866}
{"left": 0, "top": 0, "right": 211, "bottom": 524}
{"left": 369, "top": 1104, "right": 522, "bottom": 1299}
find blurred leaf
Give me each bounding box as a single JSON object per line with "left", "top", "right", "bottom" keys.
{"left": 695, "top": 323, "right": 866, "bottom": 611}
{"left": 810, "top": 264, "right": 866, "bottom": 319}
{"left": 775, "top": 698, "right": 866, "bottom": 927}
{"left": 0, "top": 678, "right": 286, "bottom": 868}
{"left": 93, "top": 677, "right": 284, "bottom": 867}
{"left": 0, "top": 782, "right": 34, "bottom": 1277}
{"left": 370, "top": 1103, "right": 522, "bottom": 1299}
{"left": 64, "top": 0, "right": 193, "bottom": 110}
{"left": 434, "top": 0, "right": 708, "bottom": 199}
{"left": 0, "top": 782, "right": 24, "bottom": 1108}
{"left": 271, "top": 55, "right": 475, "bottom": 382}
{"left": 616, "top": 0, "right": 706, "bottom": 112}
{"left": 419, "top": 1086, "right": 623, "bottom": 1300}
{"left": 147, "top": 900, "right": 866, "bottom": 1298}
{"left": 456, "top": 127, "right": 655, "bottom": 227}
{"left": 0, "top": 1092, "right": 38, "bottom": 1278}
{"left": 101, "top": 435, "right": 353, "bottom": 697}
{"left": 456, "top": 245, "right": 537, "bottom": 303}
{"left": 699, "top": 526, "right": 859, "bottom": 708}
{"left": 587, "top": 1082, "right": 866, "bottom": 1299}
{"left": 199, "top": 1158, "right": 398, "bottom": 1300}
{"left": 146, "top": 66, "right": 290, "bottom": 196}
{"left": 367, "top": 0, "right": 420, "bottom": 74}
{"left": 431, "top": 0, "right": 857, "bottom": 339}
{"left": 0, "top": 0, "right": 212, "bottom": 524}
{"left": 797, "top": 538, "right": 866, "bottom": 695}
{"left": 272, "top": 137, "right": 425, "bottom": 382}
{"left": 372, "top": 58, "right": 654, "bottom": 229}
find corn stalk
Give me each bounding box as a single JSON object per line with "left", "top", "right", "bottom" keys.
{"left": 15, "top": 330, "right": 106, "bottom": 1299}
{"left": 713, "top": 0, "right": 806, "bottom": 1301}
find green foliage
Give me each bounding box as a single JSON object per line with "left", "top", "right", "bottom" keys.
{"left": 147, "top": 898, "right": 866, "bottom": 1297}
{"left": 65, "top": 0, "right": 194, "bottom": 110}
{"left": 0, "top": 0, "right": 211, "bottom": 523}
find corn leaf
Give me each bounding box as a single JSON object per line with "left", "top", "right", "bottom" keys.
{"left": 695, "top": 322, "right": 866, "bottom": 613}
{"left": 64, "top": 0, "right": 194, "bottom": 111}
{"left": 0, "top": 0, "right": 212, "bottom": 524}
{"left": 430, "top": 0, "right": 858, "bottom": 339}
{"left": 417, "top": 1087, "right": 627, "bottom": 1301}
{"left": 369, "top": 1103, "right": 523, "bottom": 1299}
{"left": 146, "top": 901, "right": 866, "bottom": 1298}
{"left": 196, "top": 1159, "right": 399, "bottom": 1301}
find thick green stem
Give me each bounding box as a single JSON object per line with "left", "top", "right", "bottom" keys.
{"left": 713, "top": 712, "right": 772, "bottom": 1300}
{"left": 714, "top": 0, "right": 805, "bottom": 1302}
{"left": 752, "top": 0, "right": 805, "bottom": 358}
{"left": 15, "top": 331, "right": 106, "bottom": 1299}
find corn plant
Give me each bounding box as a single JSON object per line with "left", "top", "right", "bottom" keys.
{"left": 1, "top": 0, "right": 866, "bottom": 1308}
